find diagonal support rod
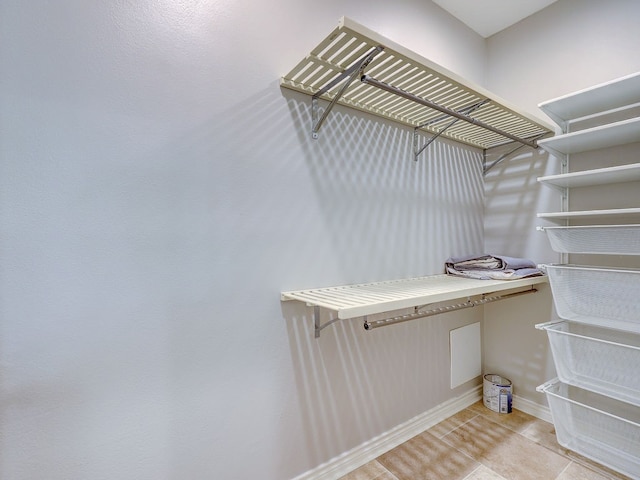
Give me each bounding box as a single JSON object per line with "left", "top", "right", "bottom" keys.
{"left": 482, "top": 132, "right": 549, "bottom": 175}
{"left": 483, "top": 143, "right": 528, "bottom": 175}
{"left": 313, "top": 305, "right": 348, "bottom": 338}
{"left": 361, "top": 75, "right": 539, "bottom": 149}
{"left": 414, "top": 99, "right": 490, "bottom": 160}
{"left": 311, "top": 46, "right": 384, "bottom": 139}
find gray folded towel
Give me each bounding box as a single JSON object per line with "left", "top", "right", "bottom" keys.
{"left": 445, "top": 254, "right": 543, "bottom": 280}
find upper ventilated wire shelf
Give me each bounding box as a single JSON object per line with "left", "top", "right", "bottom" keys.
{"left": 281, "top": 17, "right": 554, "bottom": 149}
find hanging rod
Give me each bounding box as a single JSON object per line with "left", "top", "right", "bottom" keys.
{"left": 361, "top": 75, "right": 540, "bottom": 149}
{"left": 363, "top": 287, "right": 538, "bottom": 331}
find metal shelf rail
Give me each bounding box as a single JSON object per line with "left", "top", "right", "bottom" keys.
{"left": 281, "top": 17, "right": 554, "bottom": 162}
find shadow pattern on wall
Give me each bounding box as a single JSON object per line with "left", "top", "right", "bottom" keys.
{"left": 279, "top": 88, "right": 487, "bottom": 474}
{"left": 483, "top": 144, "right": 556, "bottom": 262}
{"left": 282, "top": 88, "right": 486, "bottom": 285}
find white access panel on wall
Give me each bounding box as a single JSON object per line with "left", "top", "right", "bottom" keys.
{"left": 450, "top": 322, "right": 481, "bottom": 389}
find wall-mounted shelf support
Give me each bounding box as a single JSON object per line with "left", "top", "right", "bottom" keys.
{"left": 311, "top": 46, "right": 384, "bottom": 139}
{"left": 313, "top": 305, "right": 345, "bottom": 338}
{"left": 482, "top": 132, "right": 549, "bottom": 175}
{"left": 414, "top": 100, "right": 490, "bottom": 160}
{"left": 281, "top": 17, "right": 554, "bottom": 161}
{"left": 483, "top": 143, "right": 528, "bottom": 175}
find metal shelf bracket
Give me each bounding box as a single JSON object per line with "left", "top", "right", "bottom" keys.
{"left": 413, "top": 100, "right": 490, "bottom": 160}
{"left": 311, "top": 46, "right": 384, "bottom": 139}
{"left": 313, "top": 305, "right": 344, "bottom": 338}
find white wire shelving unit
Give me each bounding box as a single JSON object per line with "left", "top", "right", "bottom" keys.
{"left": 537, "top": 208, "right": 640, "bottom": 222}
{"left": 537, "top": 162, "right": 640, "bottom": 189}
{"left": 280, "top": 17, "right": 554, "bottom": 336}
{"left": 536, "top": 71, "right": 640, "bottom": 479}
{"left": 536, "top": 72, "right": 640, "bottom": 226}
{"left": 281, "top": 17, "right": 554, "bottom": 162}
{"left": 537, "top": 117, "right": 640, "bottom": 158}
{"left": 538, "top": 71, "right": 640, "bottom": 130}
{"left": 282, "top": 275, "right": 547, "bottom": 337}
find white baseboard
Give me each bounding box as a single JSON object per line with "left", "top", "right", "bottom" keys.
{"left": 291, "top": 389, "right": 553, "bottom": 480}
{"left": 291, "top": 386, "right": 482, "bottom": 480}
{"left": 513, "top": 394, "right": 552, "bottom": 423}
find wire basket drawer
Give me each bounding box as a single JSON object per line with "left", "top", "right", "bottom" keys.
{"left": 538, "top": 379, "right": 640, "bottom": 479}
{"left": 542, "top": 225, "right": 640, "bottom": 255}
{"left": 537, "top": 321, "right": 640, "bottom": 406}
{"left": 545, "top": 264, "right": 640, "bottom": 332}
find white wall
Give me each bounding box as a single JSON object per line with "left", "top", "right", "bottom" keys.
{"left": 483, "top": 0, "right": 640, "bottom": 405}
{"left": 486, "top": 0, "right": 640, "bottom": 118}
{"left": 0, "top": 2, "right": 488, "bottom": 480}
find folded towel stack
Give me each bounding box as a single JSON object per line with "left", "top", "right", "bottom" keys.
{"left": 445, "top": 254, "right": 544, "bottom": 280}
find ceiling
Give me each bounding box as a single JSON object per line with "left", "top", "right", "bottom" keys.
{"left": 432, "top": 0, "right": 558, "bottom": 37}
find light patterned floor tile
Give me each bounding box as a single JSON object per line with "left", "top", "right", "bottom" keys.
{"left": 338, "top": 460, "right": 397, "bottom": 480}
{"left": 468, "top": 401, "right": 540, "bottom": 434}
{"left": 520, "top": 415, "right": 558, "bottom": 449}
{"left": 340, "top": 403, "right": 634, "bottom": 480}
{"left": 378, "top": 430, "right": 479, "bottom": 480}
{"left": 556, "top": 461, "right": 621, "bottom": 480}
{"left": 442, "top": 414, "right": 570, "bottom": 480}
{"left": 463, "top": 464, "right": 508, "bottom": 480}
{"left": 562, "top": 453, "right": 633, "bottom": 480}
{"left": 428, "top": 408, "right": 479, "bottom": 439}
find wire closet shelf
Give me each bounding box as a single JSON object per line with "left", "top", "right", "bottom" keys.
{"left": 280, "top": 17, "right": 554, "bottom": 160}
{"left": 282, "top": 274, "right": 547, "bottom": 337}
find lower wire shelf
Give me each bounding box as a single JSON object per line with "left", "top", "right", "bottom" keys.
{"left": 282, "top": 274, "right": 547, "bottom": 337}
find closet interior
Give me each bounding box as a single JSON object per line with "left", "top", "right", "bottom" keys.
{"left": 280, "top": 17, "right": 552, "bottom": 337}
{"left": 280, "top": 15, "right": 640, "bottom": 480}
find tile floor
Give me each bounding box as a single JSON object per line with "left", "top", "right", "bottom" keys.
{"left": 339, "top": 401, "right": 631, "bottom": 480}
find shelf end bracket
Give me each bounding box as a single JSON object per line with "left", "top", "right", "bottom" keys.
{"left": 314, "top": 305, "right": 344, "bottom": 338}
